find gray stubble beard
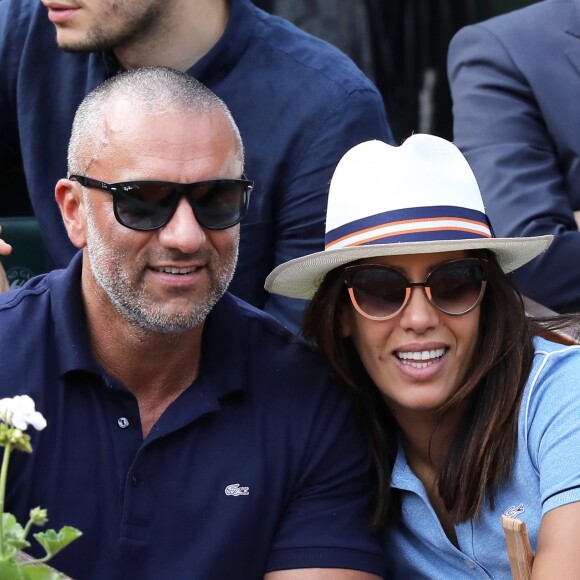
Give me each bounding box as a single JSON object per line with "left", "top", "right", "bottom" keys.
{"left": 84, "top": 202, "right": 238, "bottom": 335}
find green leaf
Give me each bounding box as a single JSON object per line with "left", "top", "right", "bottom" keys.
{"left": 21, "top": 564, "right": 66, "bottom": 580}
{"left": 33, "top": 527, "right": 82, "bottom": 559}
{"left": 2, "top": 513, "right": 31, "bottom": 555}
{"left": 0, "top": 559, "right": 25, "bottom": 579}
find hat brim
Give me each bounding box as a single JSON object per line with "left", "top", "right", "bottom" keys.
{"left": 265, "top": 235, "right": 553, "bottom": 299}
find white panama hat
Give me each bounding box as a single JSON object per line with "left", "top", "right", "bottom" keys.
{"left": 265, "top": 134, "right": 552, "bottom": 299}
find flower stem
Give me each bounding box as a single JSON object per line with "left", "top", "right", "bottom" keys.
{"left": 0, "top": 440, "right": 12, "bottom": 559}
{"left": 22, "top": 517, "right": 33, "bottom": 541}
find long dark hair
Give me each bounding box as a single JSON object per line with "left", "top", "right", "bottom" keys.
{"left": 302, "top": 250, "right": 579, "bottom": 528}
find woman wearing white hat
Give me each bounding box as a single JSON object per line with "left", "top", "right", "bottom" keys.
{"left": 266, "top": 135, "right": 580, "bottom": 578}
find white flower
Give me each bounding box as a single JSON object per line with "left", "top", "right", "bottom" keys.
{"left": 0, "top": 395, "right": 47, "bottom": 431}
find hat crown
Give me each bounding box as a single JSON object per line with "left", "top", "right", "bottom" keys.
{"left": 327, "top": 135, "right": 485, "bottom": 232}
{"left": 325, "top": 135, "right": 491, "bottom": 250}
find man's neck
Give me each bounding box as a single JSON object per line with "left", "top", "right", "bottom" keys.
{"left": 92, "top": 319, "right": 203, "bottom": 438}
{"left": 89, "top": 303, "right": 204, "bottom": 437}
{"left": 115, "top": 0, "right": 230, "bottom": 72}
{"left": 81, "top": 270, "right": 203, "bottom": 406}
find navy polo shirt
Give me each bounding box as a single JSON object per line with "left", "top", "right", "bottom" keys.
{"left": 0, "top": 0, "right": 393, "bottom": 332}
{"left": 0, "top": 253, "right": 384, "bottom": 579}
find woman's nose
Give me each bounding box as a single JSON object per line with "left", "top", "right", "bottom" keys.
{"left": 398, "top": 286, "right": 439, "bottom": 333}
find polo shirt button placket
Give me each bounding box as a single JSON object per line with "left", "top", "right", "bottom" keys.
{"left": 464, "top": 559, "right": 476, "bottom": 570}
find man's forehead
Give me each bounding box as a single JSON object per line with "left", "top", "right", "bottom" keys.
{"left": 83, "top": 98, "right": 241, "bottom": 178}
{"left": 101, "top": 98, "right": 236, "bottom": 148}
{"left": 105, "top": 98, "right": 199, "bottom": 129}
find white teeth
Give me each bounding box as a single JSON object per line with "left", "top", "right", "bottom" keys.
{"left": 156, "top": 266, "right": 196, "bottom": 275}
{"left": 396, "top": 348, "right": 445, "bottom": 366}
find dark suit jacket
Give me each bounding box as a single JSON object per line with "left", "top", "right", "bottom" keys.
{"left": 448, "top": 0, "right": 580, "bottom": 312}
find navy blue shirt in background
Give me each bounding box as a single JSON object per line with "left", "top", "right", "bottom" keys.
{"left": 0, "top": 0, "right": 394, "bottom": 333}
{"left": 0, "top": 253, "right": 384, "bottom": 579}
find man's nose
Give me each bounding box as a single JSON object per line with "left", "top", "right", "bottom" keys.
{"left": 157, "top": 196, "right": 206, "bottom": 252}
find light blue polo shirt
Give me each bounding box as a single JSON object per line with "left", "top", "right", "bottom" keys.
{"left": 385, "top": 336, "right": 580, "bottom": 578}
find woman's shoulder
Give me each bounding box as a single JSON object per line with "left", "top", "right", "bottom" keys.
{"left": 532, "top": 335, "right": 580, "bottom": 363}
{"left": 521, "top": 337, "right": 580, "bottom": 516}
{"left": 526, "top": 336, "right": 580, "bottom": 396}
{"left": 521, "top": 336, "right": 580, "bottom": 436}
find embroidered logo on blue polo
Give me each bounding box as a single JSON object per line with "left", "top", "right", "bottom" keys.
{"left": 503, "top": 503, "right": 525, "bottom": 518}
{"left": 225, "top": 483, "right": 250, "bottom": 496}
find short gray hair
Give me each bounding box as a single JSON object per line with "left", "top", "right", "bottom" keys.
{"left": 67, "top": 66, "right": 243, "bottom": 174}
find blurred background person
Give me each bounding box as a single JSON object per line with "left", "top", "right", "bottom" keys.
{"left": 448, "top": 0, "right": 579, "bottom": 313}
{"left": 0, "top": 0, "right": 393, "bottom": 332}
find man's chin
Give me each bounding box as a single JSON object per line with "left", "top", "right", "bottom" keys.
{"left": 56, "top": 39, "right": 99, "bottom": 53}
{"left": 54, "top": 31, "right": 109, "bottom": 53}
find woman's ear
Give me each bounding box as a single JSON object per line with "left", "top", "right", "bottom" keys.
{"left": 55, "top": 178, "right": 88, "bottom": 249}
{"left": 340, "top": 305, "right": 352, "bottom": 338}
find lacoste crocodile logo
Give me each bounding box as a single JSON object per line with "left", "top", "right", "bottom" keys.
{"left": 503, "top": 503, "right": 525, "bottom": 518}
{"left": 225, "top": 483, "right": 250, "bottom": 496}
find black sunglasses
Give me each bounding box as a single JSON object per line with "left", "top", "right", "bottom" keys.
{"left": 69, "top": 174, "right": 253, "bottom": 231}
{"left": 344, "top": 258, "right": 488, "bottom": 320}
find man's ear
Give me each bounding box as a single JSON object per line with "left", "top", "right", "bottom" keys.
{"left": 55, "top": 178, "right": 87, "bottom": 248}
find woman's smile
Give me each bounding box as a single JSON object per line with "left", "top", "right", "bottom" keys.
{"left": 342, "top": 251, "right": 480, "bottom": 417}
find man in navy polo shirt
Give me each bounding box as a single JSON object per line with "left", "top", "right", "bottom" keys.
{"left": 0, "top": 0, "right": 394, "bottom": 333}
{"left": 0, "top": 68, "right": 384, "bottom": 579}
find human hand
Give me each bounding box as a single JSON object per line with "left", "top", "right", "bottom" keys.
{"left": 0, "top": 229, "right": 13, "bottom": 292}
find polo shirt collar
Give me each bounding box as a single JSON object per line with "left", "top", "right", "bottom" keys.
{"left": 390, "top": 435, "right": 424, "bottom": 494}
{"left": 151, "top": 292, "right": 249, "bottom": 438}
{"left": 50, "top": 251, "right": 249, "bottom": 399}
{"left": 186, "top": 0, "right": 255, "bottom": 81}
{"left": 198, "top": 292, "right": 248, "bottom": 399}
{"left": 50, "top": 251, "right": 100, "bottom": 376}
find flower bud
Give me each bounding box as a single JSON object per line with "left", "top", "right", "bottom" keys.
{"left": 29, "top": 507, "right": 49, "bottom": 526}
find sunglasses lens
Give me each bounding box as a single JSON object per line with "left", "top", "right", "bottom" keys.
{"left": 349, "top": 268, "right": 408, "bottom": 319}
{"left": 115, "top": 183, "right": 176, "bottom": 230}
{"left": 113, "top": 180, "right": 249, "bottom": 231}
{"left": 429, "top": 261, "right": 486, "bottom": 314}
{"left": 192, "top": 181, "right": 247, "bottom": 230}
{"left": 346, "top": 260, "right": 487, "bottom": 320}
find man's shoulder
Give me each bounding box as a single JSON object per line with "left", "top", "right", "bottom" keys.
{"left": 0, "top": 274, "right": 51, "bottom": 314}
{"left": 449, "top": 0, "right": 572, "bottom": 77}
{"left": 0, "top": 274, "right": 56, "bottom": 381}
{"left": 1, "top": 0, "right": 52, "bottom": 40}
{"left": 227, "top": 293, "right": 316, "bottom": 353}
{"left": 0, "top": 0, "right": 36, "bottom": 19}
{"left": 462, "top": 0, "right": 570, "bottom": 41}
{"left": 246, "top": 2, "right": 379, "bottom": 95}
{"left": 206, "top": 294, "right": 355, "bottom": 431}
{"left": 0, "top": 0, "right": 36, "bottom": 58}
{"left": 0, "top": 265, "right": 76, "bottom": 324}
{"left": 0, "top": 0, "right": 92, "bottom": 78}
{"left": 222, "top": 293, "right": 338, "bottom": 380}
